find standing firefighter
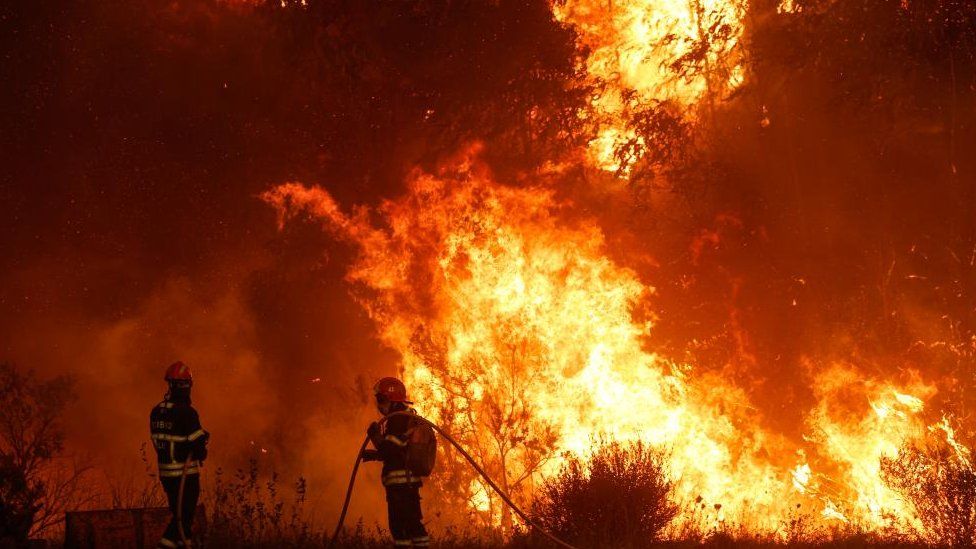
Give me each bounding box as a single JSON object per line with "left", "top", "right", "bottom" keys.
{"left": 150, "top": 361, "right": 210, "bottom": 548}
{"left": 362, "top": 377, "right": 436, "bottom": 548}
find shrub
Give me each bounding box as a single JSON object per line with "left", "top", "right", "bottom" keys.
{"left": 531, "top": 440, "right": 677, "bottom": 548}
{"left": 881, "top": 443, "right": 976, "bottom": 547}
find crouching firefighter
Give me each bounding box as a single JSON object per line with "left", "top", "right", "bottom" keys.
{"left": 362, "top": 377, "right": 437, "bottom": 548}
{"left": 150, "top": 361, "right": 210, "bottom": 548}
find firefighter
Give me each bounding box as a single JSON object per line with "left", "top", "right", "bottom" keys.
{"left": 150, "top": 361, "right": 209, "bottom": 548}
{"left": 361, "top": 377, "right": 430, "bottom": 548}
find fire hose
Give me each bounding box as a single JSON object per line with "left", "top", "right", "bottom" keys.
{"left": 177, "top": 453, "right": 193, "bottom": 547}
{"left": 328, "top": 411, "right": 577, "bottom": 549}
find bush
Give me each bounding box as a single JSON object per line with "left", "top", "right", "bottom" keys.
{"left": 531, "top": 440, "right": 677, "bottom": 548}
{"left": 881, "top": 443, "right": 976, "bottom": 547}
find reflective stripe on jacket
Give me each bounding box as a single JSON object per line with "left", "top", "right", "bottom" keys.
{"left": 158, "top": 460, "right": 202, "bottom": 477}
{"left": 382, "top": 469, "right": 423, "bottom": 487}
{"left": 150, "top": 399, "right": 209, "bottom": 477}
{"left": 374, "top": 405, "right": 416, "bottom": 478}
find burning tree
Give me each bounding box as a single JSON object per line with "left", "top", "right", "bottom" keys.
{"left": 264, "top": 156, "right": 791, "bottom": 531}
{"left": 553, "top": 0, "right": 746, "bottom": 172}
{"left": 257, "top": 0, "right": 976, "bottom": 538}
{"left": 410, "top": 326, "right": 559, "bottom": 529}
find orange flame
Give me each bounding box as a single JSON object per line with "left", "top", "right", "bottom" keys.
{"left": 263, "top": 153, "right": 972, "bottom": 536}
{"left": 798, "top": 364, "right": 936, "bottom": 529}
{"left": 553, "top": 0, "right": 747, "bottom": 171}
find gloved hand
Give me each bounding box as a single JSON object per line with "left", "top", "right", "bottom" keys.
{"left": 194, "top": 431, "right": 210, "bottom": 462}
{"left": 367, "top": 421, "right": 381, "bottom": 438}
{"left": 361, "top": 449, "right": 381, "bottom": 462}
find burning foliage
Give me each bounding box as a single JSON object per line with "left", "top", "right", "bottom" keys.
{"left": 261, "top": 0, "right": 976, "bottom": 537}
{"left": 554, "top": 0, "right": 746, "bottom": 171}
{"left": 881, "top": 435, "right": 976, "bottom": 547}
{"left": 264, "top": 157, "right": 795, "bottom": 530}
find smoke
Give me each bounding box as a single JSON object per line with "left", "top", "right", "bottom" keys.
{"left": 0, "top": 0, "right": 586, "bottom": 523}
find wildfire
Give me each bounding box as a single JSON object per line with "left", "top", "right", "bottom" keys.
{"left": 800, "top": 365, "right": 936, "bottom": 529}
{"left": 553, "top": 0, "right": 747, "bottom": 171}
{"left": 263, "top": 151, "right": 969, "bottom": 536}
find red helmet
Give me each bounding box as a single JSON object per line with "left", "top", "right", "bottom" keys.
{"left": 374, "top": 376, "right": 409, "bottom": 403}
{"left": 164, "top": 361, "right": 193, "bottom": 383}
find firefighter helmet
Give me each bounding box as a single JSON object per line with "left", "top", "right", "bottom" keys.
{"left": 374, "top": 376, "right": 409, "bottom": 403}
{"left": 164, "top": 361, "right": 193, "bottom": 383}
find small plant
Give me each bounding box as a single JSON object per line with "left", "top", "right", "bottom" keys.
{"left": 208, "top": 459, "right": 312, "bottom": 547}
{"left": 532, "top": 440, "right": 677, "bottom": 548}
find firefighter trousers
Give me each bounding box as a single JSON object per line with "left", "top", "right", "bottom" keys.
{"left": 158, "top": 474, "right": 200, "bottom": 548}
{"left": 386, "top": 484, "right": 429, "bottom": 547}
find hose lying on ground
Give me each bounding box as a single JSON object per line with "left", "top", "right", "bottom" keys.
{"left": 328, "top": 411, "right": 577, "bottom": 549}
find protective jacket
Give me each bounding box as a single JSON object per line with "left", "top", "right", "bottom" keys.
{"left": 150, "top": 398, "right": 209, "bottom": 478}
{"left": 367, "top": 405, "right": 423, "bottom": 487}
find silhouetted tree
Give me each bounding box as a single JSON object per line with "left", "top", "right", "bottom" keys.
{"left": 0, "top": 363, "right": 82, "bottom": 540}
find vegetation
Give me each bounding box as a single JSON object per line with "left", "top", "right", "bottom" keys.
{"left": 530, "top": 440, "right": 677, "bottom": 548}
{"left": 881, "top": 442, "right": 976, "bottom": 547}
{"left": 1, "top": 394, "right": 970, "bottom": 547}
{"left": 0, "top": 363, "right": 86, "bottom": 542}
{"left": 195, "top": 440, "right": 961, "bottom": 548}
{"left": 413, "top": 342, "right": 560, "bottom": 531}
{"left": 208, "top": 459, "right": 311, "bottom": 547}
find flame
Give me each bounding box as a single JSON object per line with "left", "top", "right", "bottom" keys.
{"left": 553, "top": 0, "right": 746, "bottom": 170}
{"left": 263, "top": 155, "right": 972, "bottom": 535}
{"left": 930, "top": 415, "right": 972, "bottom": 466}
{"left": 265, "top": 161, "right": 786, "bottom": 528}
{"left": 791, "top": 462, "right": 811, "bottom": 494}
{"left": 797, "top": 364, "right": 946, "bottom": 530}
{"left": 822, "top": 500, "right": 848, "bottom": 523}
{"left": 249, "top": 0, "right": 974, "bottom": 539}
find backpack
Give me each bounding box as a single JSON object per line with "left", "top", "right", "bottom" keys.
{"left": 405, "top": 417, "right": 437, "bottom": 477}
